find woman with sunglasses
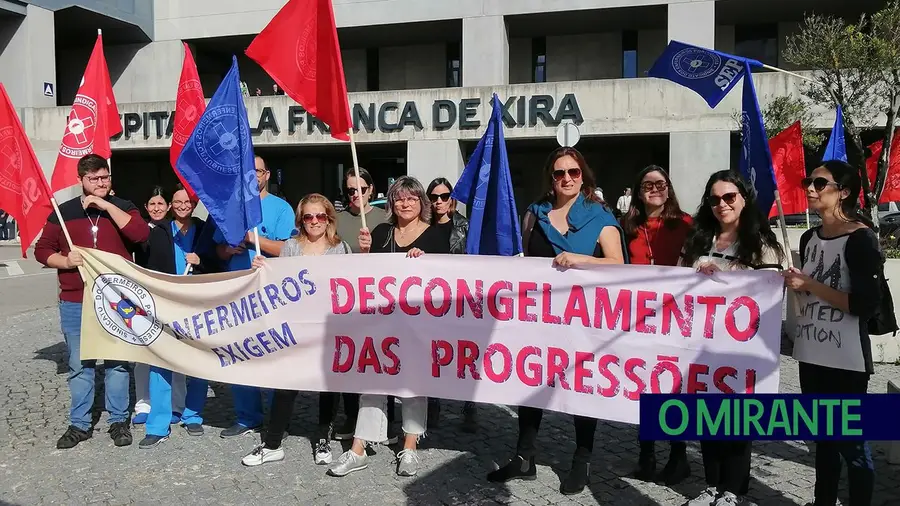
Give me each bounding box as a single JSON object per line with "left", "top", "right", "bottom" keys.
{"left": 337, "top": 166, "right": 388, "bottom": 254}
{"left": 784, "top": 161, "right": 879, "bottom": 506}
{"left": 425, "top": 177, "right": 478, "bottom": 432}
{"left": 488, "top": 147, "right": 627, "bottom": 495}
{"left": 621, "top": 165, "right": 693, "bottom": 485}
{"left": 328, "top": 176, "right": 450, "bottom": 479}
{"left": 680, "top": 171, "right": 784, "bottom": 506}
{"left": 136, "top": 184, "right": 211, "bottom": 448}
{"left": 242, "top": 193, "right": 353, "bottom": 467}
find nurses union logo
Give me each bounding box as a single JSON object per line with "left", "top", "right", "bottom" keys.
{"left": 672, "top": 48, "right": 722, "bottom": 80}
{"left": 295, "top": 22, "right": 317, "bottom": 80}
{"left": 173, "top": 79, "right": 204, "bottom": 146}
{"left": 0, "top": 126, "right": 22, "bottom": 193}
{"left": 60, "top": 94, "right": 98, "bottom": 159}
{"left": 92, "top": 274, "right": 164, "bottom": 346}
{"left": 193, "top": 104, "right": 245, "bottom": 175}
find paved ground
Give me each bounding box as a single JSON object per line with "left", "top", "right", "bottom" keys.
{"left": 1, "top": 242, "right": 899, "bottom": 505}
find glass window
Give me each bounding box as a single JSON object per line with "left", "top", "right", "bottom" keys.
{"left": 622, "top": 30, "right": 638, "bottom": 78}
{"left": 735, "top": 24, "right": 778, "bottom": 69}
{"left": 446, "top": 42, "right": 461, "bottom": 87}
{"left": 532, "top": 37, "right": 547, "bottom": 83}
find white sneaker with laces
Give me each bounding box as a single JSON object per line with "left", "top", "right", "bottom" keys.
{"left": 327, "top": 449, "right": 368, "bottom": 477}
{"left": 685, "top": 487, "right": 719, "bottom": 506}
{"left": 714, "top": 492, "right": 755, "bottom": 506}
{"left": 241, "top": 444, "right": 285, "bottom": 467}
{"left": 314, "top": 439, "right": 333, "bottom": 465}
{"left": 396, "top": 448, "right": 420, "bottom": 477}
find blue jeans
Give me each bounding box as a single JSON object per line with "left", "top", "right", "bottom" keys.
{"left": 146, "top": 366, "right": 208, "bottom": 436}
{"left": 231, "top": 385, "right": 273, "bottom": 428}
{"left": 59, "top": 301, "right": 130, "bottom": 431}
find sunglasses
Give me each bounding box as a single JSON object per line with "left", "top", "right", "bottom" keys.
{"left": 641, "top": 181, "right": 668, "bottom": 192}
{"left": 552, "top": 168, "right": 582, "bottom": 181}
{"left": 302, "top": 213, "right": 328, "bottom": 223}
{"left": 708, "top": 192, "right": 739, "bottom": 207}
{"left": 429, "top": 192, "right": 451, "bottom": 203}
{"left": 801, "top": 177, "right": 841, "bottom": 192}
{"left": 345, "top": 186, "right": 369, "bottom": 196}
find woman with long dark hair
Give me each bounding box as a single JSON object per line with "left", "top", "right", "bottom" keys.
{"left": 488, "top": 147, "right": 627, "bottom": 495}
{"left": 621, "top": 165, "right": 692, "bottom": 485}
{"left": 680, "top": 170, "right": 784, "bottom": 506}
{"left": 785, "top": 160, "right": 879, "bottom": 506}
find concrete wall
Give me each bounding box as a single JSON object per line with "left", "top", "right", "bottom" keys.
{"left": 379, "top": 44, "right": 446, "bottom": 91}
{"left": 106, "top": 40, "right": 183, "bottom": 103}
{"left": 407, "top": 139, "right": 465, "bottom": 192}
{"left": 547, "top": 33, "right": 621, "bottom": 82}
{"left": 462, "top": 15, "right": 508, "bottom": 87}
{"left": 343, "top": 49, "right": 367, "bottom": 93}
{"left": 0, "top": 5, "right": 56, "bottom": 109}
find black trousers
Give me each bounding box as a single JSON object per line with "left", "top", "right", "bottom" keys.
{"left": 799, "top": 362, "right": 874, "bottom": 506}
{"left": 263, "top": 390, "right": 371, "bottom": 449}
{"left": 516, "top": 406, "right": 596, "bottom": 459}
{"left": 319, "top": 392, "right": 360, "bottom": 429}
{"left": 700, "top": 440, "right": 752, "bottom": 495}
{"left": 639, "top": 438, "right": 687, "bottom": 458}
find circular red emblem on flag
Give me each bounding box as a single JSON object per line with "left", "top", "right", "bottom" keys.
{"left": 60, "top": 94, "right": 98, "bottom": 159}
{"left": 295, "top": 22, "right": 317, "bottom": 80}
{"left": 173, "top": 79, "right": 204, "bottom": 147}
{"left": 0, "top": 125, "right": 23, "bottom": 193}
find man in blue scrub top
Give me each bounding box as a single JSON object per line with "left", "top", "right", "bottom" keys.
{"left": 215, "top": 155, "right": 295, "bottom": 438}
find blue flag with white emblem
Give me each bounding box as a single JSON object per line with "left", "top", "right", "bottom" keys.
{"left": 823, "top": 105, "right": 848, "bottom": 162}
{"left": 176, "top": 56, "right": 261, "bottom": 247}
{"left": 739, "top": 67, "right": 777, "bottom": 216}
{"left": 648, "top": 40, "right": 760, "bottom": 108}
{"left": 451, "top": 93, "right": 522, "bottom": 256}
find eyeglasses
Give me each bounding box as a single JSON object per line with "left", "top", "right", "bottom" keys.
{"left": 429, "top": 192, "right": 451, "bottom": 203}
{"left": 84, "top": 174, "right": 110, "bottom": 184}
{"left": 708, "top": 192, "right": 739, "bottom": 207}
{"left": 346, "top": 186, "right": 369, "bottom": 196}
{"left": 302, "top": 213, "right": 328, "bottom": 223}
{"left": 255, "top": 169, "right": 269, "bottom": 175}
{"left": 172, "top": 200, "right": 192, "bottom": 207}
{"left": 801, "top": 177, "right": 841, "bottom": 192}
{"left": 641, "top": 180, "right": 668, "bottom": 193}
{"left": 394, "top": 196, "right": 419, "bottom": 205}
{"left": 552, "top": 168, "right": 582, "bottom": 181}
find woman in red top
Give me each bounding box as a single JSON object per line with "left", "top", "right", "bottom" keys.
{"left": 621, "top": 165, "right": 693, "bottom": 486}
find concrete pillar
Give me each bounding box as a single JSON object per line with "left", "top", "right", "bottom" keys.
{"left": 669, "top": 131, "right": 731, "bottom": 213}
{"left": 107, "top": 40, "right": 184, "bottom": 103}
{"left": 0, "top": 5, "right": 56, "bottom": 109}
{"left": 407, "top": 139, "right": 465, "bottom": 190}
{"left": 462, "top": 16, "right": 509, "bottom": 87}
{"left": 667, "top": 1, "right": 715, "bottom": 47}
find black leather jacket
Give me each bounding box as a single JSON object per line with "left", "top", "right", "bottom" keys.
{"left": 448, "top": 211, "right": 469, "bottom": 255}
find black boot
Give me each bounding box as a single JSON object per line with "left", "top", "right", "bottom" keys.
{"left": 487, "top": 455, "right": 537, "bottom": 483}
{"left": 632, "top": 441, "right": 656, "bottom": 481}
{"left": 560, "top": 448, "right": 591, "bottom": 495}
{"left": 461, "top": 402, "right": 477, "bottom": 433}
{"left": 656, "top": 442, "right": 690, "bottom": 486}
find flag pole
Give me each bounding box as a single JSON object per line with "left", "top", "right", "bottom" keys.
{"left": 760, "top": 64, "right": 821, "bottom": 86}
{"left": 347, "top": 129, "right": 368, "bottom": 231}
{"left": 253, "top": 227, "right": 261, "bottom": 255}
{"left": 773, "top": 190, "right": 794, "bottom": 269}
{"left": 96, "top": 28, "right": 113, "bottom": 177}
{"left": 183, "top": 264, "right": 193, "bottom": 275}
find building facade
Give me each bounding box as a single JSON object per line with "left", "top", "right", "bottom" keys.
{"left": 0, "top": 0, "right": 880, "bottom": 215}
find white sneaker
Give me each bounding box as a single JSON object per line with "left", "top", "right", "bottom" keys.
{"left": 396, "top": 448, "right": 420, "bottom": 477}
{"left": 241, "top": 444, "right": 285, "bottom": 467}
{"left": 714, "top": 492, "right": 755, "bottom": 506}
{"left": 314, "top": 439, "right": 333, "bottom": 465}
{"left": 684, "top": 487, "right": 719, "bottom": 506}
{"left": 327, "top": 449, "right": 368, "bottom": 477}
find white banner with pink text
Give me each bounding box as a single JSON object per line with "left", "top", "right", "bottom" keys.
{"left": 78, "top": 247, "right": 784, "bottom": 425}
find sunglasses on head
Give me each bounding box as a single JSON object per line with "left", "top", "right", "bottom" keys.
{"left": 641, "top": 180, "right": 668, "bottom": 192}
{"left": 708, "top": 192, "right": 739, "bottom": 207}
{"left": 552, "top": 168, "right": 582, "bottom": 181}
{"left": 429, "top": 192, "right": 451, "bottom": 203}
{"left": 302, "top": 213, "right": 328, "bottom": 223}
{"left": 801, "top": 177, "right": 841, "bottom": 192}
{"left": 345, "top": 186, "right": 369, "bottom": 196}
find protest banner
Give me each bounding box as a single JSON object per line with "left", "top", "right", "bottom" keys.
{"left": 78, "top": 246, "right": 784, "bottom": 425}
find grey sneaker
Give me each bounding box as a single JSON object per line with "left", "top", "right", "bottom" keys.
{"left": 714, "top": 492, "right": 755, "bottom": 506}
{"left": 314, "top": 438, "right": 333, "bottom": 465}
{"left": 396, "top": 448, "right": 420, "bottom": 477}
{"left": 327, "top": 449, "right": 368, "bottom": 477}
{"left": 684, "top": 487, "right": 719, "bottom": 506}
{"left": 241, "top": 444, "right": 284, "bottom": 466}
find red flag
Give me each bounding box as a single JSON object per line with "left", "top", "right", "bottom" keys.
{"left": 0, "top": 84, "right": 55, "bottom": 257}
{"left": 245, "top": 0, "right": 351, "bottom": 141}
{"left": 865, "top": 132, "right": 900, "bottom": 204}
{"left": 768, "top": 122, "right": 807, "bottom": 218}
{"left": 50, "top": 33, "right": 121, "bottom": 191}
{"left": 170, "top": 42, "right": 204, "bottom": 201}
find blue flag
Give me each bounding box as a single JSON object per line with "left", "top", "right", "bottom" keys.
{"left": 648, "top": 40, "right": 760, "bottom": 108}
{"left": 739, "top": 67, "right": 777, "bottom": 216}
{"left": 451, "top": 93, "right": 522, "bottom": 256}
{"left": 176, "top": 56, "right": 261, "bottom": 247}
{"left": 823, "top": 105, "right": 848, "bottom": 162}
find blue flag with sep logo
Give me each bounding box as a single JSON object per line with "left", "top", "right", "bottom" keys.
{"left": 823, "top": 105, "right": 848, "bottom": 162}
{"left": 451, "top": 93, "right": 523, "bottom": 256}
{"left": 739, "top": 67, "right": 777, "bottom": 216}
{"left": 648, "top": 40, "right": 760, "bottom": 108}
{"left": 176, "top": 56, "right": 261, "bottom": 247}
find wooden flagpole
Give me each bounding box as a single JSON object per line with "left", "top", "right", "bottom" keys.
{"left": 347, "top": 129, "right": 367, "bottom": 231}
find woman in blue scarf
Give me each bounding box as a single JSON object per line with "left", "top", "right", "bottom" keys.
{"left": 487, "top": 147, "right": 627, "bottom": 495}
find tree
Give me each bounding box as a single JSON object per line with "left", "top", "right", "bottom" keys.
{"left": 761, "top": 95, "right": 825, "bottom": 146}
{"left": 784, "top": 0, "right": 900, "bottom": 226}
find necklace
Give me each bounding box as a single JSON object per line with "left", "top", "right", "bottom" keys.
{"left": 85, "top": 211, "right": 100, "bottom": 248}
{"left": 642, "top": 224, "right": 655, "bottom": 265}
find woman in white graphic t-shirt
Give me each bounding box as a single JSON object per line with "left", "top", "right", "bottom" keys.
{"left": 784, "top": 160, "right": 880, "bottom": 506}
